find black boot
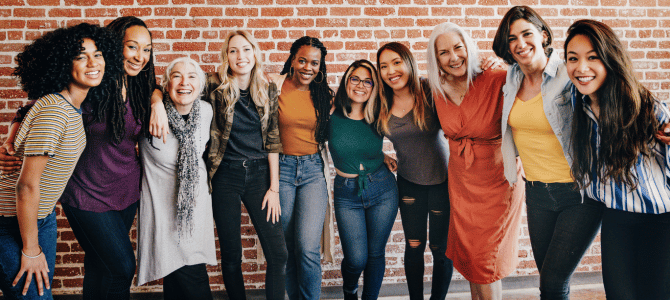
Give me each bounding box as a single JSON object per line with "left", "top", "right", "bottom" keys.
{"left": 343, "top": 290, "right": 358, "bottom": 300}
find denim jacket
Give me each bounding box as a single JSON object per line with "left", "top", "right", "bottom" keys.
{"left": 501, "top": 50, "right": 573, "bottom": 184}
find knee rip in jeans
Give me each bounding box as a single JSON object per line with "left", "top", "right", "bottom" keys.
{"left": 408, "top": 239, "right": 421, "bottom": 248}
{"left": 402, "top": 196, "right": 415, "bottom": 205}
{"left": 430, "top": 210, "right": 443, "bottom": 216}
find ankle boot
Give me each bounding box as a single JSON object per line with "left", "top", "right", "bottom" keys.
{"left": 343, "top": 290, "right": 358, "bottom": 300}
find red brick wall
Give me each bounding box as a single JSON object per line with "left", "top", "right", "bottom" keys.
{"left": 2, "top": 0, "right": 669, "bottom": 295}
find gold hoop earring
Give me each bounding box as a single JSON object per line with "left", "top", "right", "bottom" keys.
{"left": 289, "top": 66, "right": 295, "bottom": 77}
{"left": 314, "top": 71, "right": 325, "bottom": 84}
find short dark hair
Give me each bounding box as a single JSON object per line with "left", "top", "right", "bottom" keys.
{"left": 492, "top": 6, "right": 553, "bottom": 65}
{"left": 13, "top": 23, "right": 123, "bottom": 103}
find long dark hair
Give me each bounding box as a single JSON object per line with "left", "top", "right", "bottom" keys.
{"left": 96, "top": 16, "right": 155, "bottom": 144}
{"left": 13, "top": 23, "right": 123, "bottom": 108}
{"left": 492, "top": 5, "right": 553, "bottom": 65}
{"left": 566, "top": 19, "right": 660, "bottom": 189}
{"left": 280, "top": 36, "right": 334, "bottom": 144}
{"left": 375, "top": 42, "right": 429, "bottom": 135}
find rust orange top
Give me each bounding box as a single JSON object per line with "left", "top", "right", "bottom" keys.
{"left": 278, "top": 79, "right": 319, "bottom": 156}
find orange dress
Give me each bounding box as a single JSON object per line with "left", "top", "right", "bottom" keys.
{"left": 434, "top": 69, "right": 524, "bottom": 284}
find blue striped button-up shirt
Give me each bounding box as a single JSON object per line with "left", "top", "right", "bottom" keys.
{"left": 574, "top": 89, "right": 670, "bottom": 214}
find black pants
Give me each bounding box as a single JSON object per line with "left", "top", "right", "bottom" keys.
{"left": 601, "top": 208, "right": 670, "bottom": 300}
{"left": 163, "top": 264, "right": 213, "bottom": 300}
{"left": 525, "top": 182, "right": 604, "bottom": 300}
{"left": 211, "top": 159, "right": 287, "bottom": 300}
{"left": 397, "top": 175, "right": 453, "bottom": 300}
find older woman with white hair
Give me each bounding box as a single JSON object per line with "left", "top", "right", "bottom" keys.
{"left": 136, "top": 57, "right": 216, "bottom": 300}
{"left": 426, "top": 22, "right": 524, "bottom": 300}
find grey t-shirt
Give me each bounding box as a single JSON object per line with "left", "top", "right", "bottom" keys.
{"left": 386, "top": 109, "right": 449, "bottom": 185}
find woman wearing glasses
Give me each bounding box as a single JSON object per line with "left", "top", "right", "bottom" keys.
{"left": 329, "top": 60, "right": 399, "bottom": 300}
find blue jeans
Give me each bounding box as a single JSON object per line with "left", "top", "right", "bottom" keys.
{"left": 334, "top": 165, "right": 399, "bottom": 300}
{"left": 601, "top": 208, "right": 670, "bottom": 300}
{"left": 211, "top": 159, "right": 287, "bottom": 300}
{"left": 525, "top": 181, "right": 604, "bottom": 300}
{"left": 397, "top": 176, "right": 453, "bottom": 300}
{"left": 279, "top": 153, "right": 328, "bottom": 300}
{"left": 61, "top": 202, "right": 138, "bottom": 300}
{"left": 0, "top": 211, "right": 56, "bottom": 300}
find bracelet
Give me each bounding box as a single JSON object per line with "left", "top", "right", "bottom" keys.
{"left": 269, "top": 187, "right": 279, "bottom": 193}
{"left": 21, "top": 246, "right": 43, "bottom": 259}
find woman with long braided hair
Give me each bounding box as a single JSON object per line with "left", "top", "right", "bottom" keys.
{"left": 268, "top": 36, "right": 335, "bottom": 300}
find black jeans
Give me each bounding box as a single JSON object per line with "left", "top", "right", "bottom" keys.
{"left": 163, "top": 264, "right": 213, "bottom": 300}
{"left": 525, "top": 182, "right": 604, "bottom": 300}
{"left": 397, "top": 176, "right": 453, "bottom": 300}
{"left": 211, "top": 159, "right": 287, "bottom": 300}
{"left": 601, "top": 208, "right": 670, "bottom": 300}
{"left": 61, "top": 202, "right": 138, "bottom": 300}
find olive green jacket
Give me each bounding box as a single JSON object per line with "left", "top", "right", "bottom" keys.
{"left": 205, "top": 73, "right": 282, "bottom": 191}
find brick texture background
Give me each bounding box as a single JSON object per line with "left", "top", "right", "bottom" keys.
{"left": 1, "top": 0, "right": 669, "bottom": 295}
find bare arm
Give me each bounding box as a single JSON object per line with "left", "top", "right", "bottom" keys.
{"left": 656, "top": 123, "right": 670, "bottom": 145}
{"left": 149, "top": 88, "right": 169, "bottom": 143}
{"left": 262, "top": 152, "right": 281, "bottom": 223}
{"left": 0, "top": 122, "right": 24, "bottom": 172}
{"left": 13, "top": 155, "right": 50, "bottom": 296}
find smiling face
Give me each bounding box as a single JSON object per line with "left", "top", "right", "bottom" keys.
{"left": 122, "top": 25, "right": 152, "bottom": 77}
{"left": 290, "top": 45, "right": 321, "bottom": 90}
{"left": 167, "top": 62, "right": 200, "bottom": 115}
{"left": 227, "top": 35, "right": 256, "bottom": 79}
{"left": 435, "top": 31, "right": 468, "bottom": 79}
{"left": 70, "top": 38, "right": 105, "bottom": 91}
{"left": 346, "top": 67, "right": 374, "bottom": 105}
{"left": 508, "top": 19, "right": 548, "bottom": 67}
{"left": 566, "top": 34, "right": 607, "bottom": 103}
{"left": 378, "top": 49, "right": 410, "bottom": 92}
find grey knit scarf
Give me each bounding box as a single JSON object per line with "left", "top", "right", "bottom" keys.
{"left": 164, "top": 96, "right": 201, "bottom": 238}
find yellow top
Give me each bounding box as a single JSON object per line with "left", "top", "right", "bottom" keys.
{"left": 508, "top": 93, "right": 572, "bottom": 183}
{"left": 278, "top": 80, "right": 319, "bottom": 156}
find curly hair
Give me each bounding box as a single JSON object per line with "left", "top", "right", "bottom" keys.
{"left": 13, "top": 23, "right": 123, "bottom": 110}
{"left": 566, "top": 19, "right": 660, "bottom": 189}
{"left": 279, "top": 36, "right": 334, "bottom": 144}
{"left": 100, "top": 16, "right": 155, "bottom": 144}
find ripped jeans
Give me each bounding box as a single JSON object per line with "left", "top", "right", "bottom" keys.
{"left": 397, "top": 175, "right": 453, "bottom": 300}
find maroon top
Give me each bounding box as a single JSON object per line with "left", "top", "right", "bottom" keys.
{"left": 59, "top": 100, "right": 142, "bottom": 212}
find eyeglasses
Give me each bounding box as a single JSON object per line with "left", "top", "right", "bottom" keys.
{"left": 349, "top": 76, "right": 374, "bottom": 89}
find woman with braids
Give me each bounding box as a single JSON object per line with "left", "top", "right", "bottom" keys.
{"left": 491, "top": 7, "right": 605, "bottom": 299}
{"left": 136, "top": 57, "right": 216, "bottom": 299}
{"left": 265, "top": 36, "right": 334, "bottom": 300}
{"left": 0, "top": 23, "right": 121, "bottom": 299}
{"left": 0, "top": 16, "right": 155, "bottom": 299}
{"left": 564, "top": 19, "right": 670, "bottom": 300}
{"left": 375, "top": 42, "right": 453, "bottom": 300}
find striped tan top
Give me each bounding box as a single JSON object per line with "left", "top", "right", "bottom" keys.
{"left": 0, "top": 93, "right": 85, "bottom": 218}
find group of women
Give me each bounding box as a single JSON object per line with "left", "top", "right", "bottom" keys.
{"left": 0, "top": 5, "right": 669, "bottom": 300}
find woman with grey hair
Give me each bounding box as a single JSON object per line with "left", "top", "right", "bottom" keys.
{"left": 136, "top": 57, "right": 216, "bottom": 300}
{"left": 426, "top": 22, "right": 524, "bottom": 300}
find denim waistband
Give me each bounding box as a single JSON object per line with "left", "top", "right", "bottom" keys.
{"left": 279, "top": 152, "right": 321, "bottom": 162}
{"left": 524, "top": 178, "right": 575, "bottom": 188}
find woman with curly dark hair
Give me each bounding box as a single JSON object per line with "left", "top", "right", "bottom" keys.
{"left": 266, "top": 36, "right": 335, "bottom": 300}
{"left": 1, "top": 16, "right": 155, "bottom": 300}
{"left": 565, "top": 19, "right": 670, "bottom": 300}
{"left": 0, "top": 22, "right": 121, "bottom": 299}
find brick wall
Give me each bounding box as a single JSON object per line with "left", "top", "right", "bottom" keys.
{"left": 1, "top": 0, "right": 669, "bottom": 295}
